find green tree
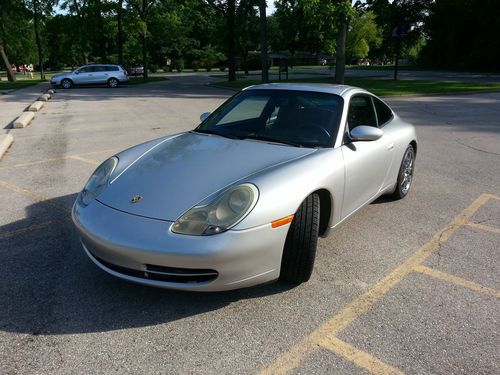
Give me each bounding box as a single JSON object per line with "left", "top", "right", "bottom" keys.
{"left": 205, "top": 0, "right": 238, "bottom": 81}
{"left": 128, "top": 0, "right": 159, "bottom": 78}
{"left": 0, "top": 0, "right": 37, "bottom": 79}
{"left": 420, "top": 0, "right": 500, "bottom": 71}
{"left": 346, "top": 10, "right": 382, "bottom": 63}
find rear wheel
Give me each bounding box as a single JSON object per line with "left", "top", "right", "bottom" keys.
{"left": 61, "top": 79, "right": 72, "bottom": 89}
{"left": 279, "top": 194, "right": 320, "bottom": 283}
{"left": 107, "top": 78, "right": 119, "bottom": 88}
{"left": 392, "top": 145, "right": 415, "bottom": 199}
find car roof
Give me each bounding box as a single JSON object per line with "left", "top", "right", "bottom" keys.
{"left": 243, "top": 83, "right": 363, "bottom": 97}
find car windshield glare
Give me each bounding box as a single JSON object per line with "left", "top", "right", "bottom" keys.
{"left": 196, "top": 89, "right": 344, "bottom": 148}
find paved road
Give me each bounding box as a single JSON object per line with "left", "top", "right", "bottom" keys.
{"left": 0, "top": 83, "right": 50, "bottom": 129}
{"left": 0, "top": 78, "right": 499, "bottom": 374}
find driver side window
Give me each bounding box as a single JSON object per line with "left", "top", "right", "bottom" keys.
{"left": 347, "top": 95, "right": 377, "bottom": 131}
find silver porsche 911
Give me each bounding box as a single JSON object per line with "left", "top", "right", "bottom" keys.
{"left": 72, "top": 83, "right": 417, "bottom": 291}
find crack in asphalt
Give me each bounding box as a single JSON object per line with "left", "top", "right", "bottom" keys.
{"left": 455, "top": 137, "right": 500, "bottom": 156}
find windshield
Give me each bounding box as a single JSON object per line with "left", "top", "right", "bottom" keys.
{"left": 195, "top": 89, "right": 344, "bottom": 148}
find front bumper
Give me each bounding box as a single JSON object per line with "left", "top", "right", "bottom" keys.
{"left": 72, "top": 199, "right": 289, "bottom": 291}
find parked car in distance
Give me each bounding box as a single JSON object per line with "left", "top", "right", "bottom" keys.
{"left": 50, "top": 64, "right": 129, "bottom": 88}
{"left": 73, "top": 83, "right": 417, "bottom": 292}
{"left": 127, "top": 65, "right": 144, "bottom": 76}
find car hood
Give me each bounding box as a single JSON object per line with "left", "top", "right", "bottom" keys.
{"left": 97, "top": 132, "right": 316, "bottom": 221}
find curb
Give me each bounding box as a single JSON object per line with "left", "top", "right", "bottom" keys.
{"left": 0, "top": 134, "right": 14, "bottom": 160}
{"left": 38, "top": 93, "right": 51, "bottom": 102}
{"left": 13, "top": 112, "right": 35, "bottom": 128}
{"left": 29, "top": 101, "right": 45, "bottom": 112}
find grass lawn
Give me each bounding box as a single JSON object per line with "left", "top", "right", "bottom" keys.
{"left": 211, "top": 76, "right": 500, "bottom": 96}
{"left": 0, "top": 74, "right": 166, "bottom": 92}
{"left": 0, "top": 79, "right": 44, "bottom": 91}
{"left": 346, "top": 64, "right": 424, "bottom": 71}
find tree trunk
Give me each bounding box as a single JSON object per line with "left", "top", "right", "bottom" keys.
{"left": 259, "top": 0, "right": 268, "bottom": 83}
{"left": 334, "top": 19, "right": 347, "bottom": 84}
{"left": 117, "top": 0, "right": 124, "bottom": 66}
{"left": 243, "top": 50, "right": 249, "bottom": 75}
{"left": 227, "top": 0, "right": 236, "bottom": 81}
{"left": 141, "top": 31, "right": 148, "bottom": 79}
{"left": 33, "top": 0, "right": 44, "bottom": 80}
{"left": 0, "top": 44, "right": 16, "bottom": 82}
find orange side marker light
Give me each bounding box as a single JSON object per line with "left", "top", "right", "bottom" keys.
{"left": 271, "top": 214, "right": 295, "bottom": 228}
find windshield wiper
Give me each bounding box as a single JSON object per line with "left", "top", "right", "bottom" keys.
{"left": 191, "top": 129, "right": 240, "bottom": 140}
{"left": 240, "top": 134, "right": 303, "bottom": 147}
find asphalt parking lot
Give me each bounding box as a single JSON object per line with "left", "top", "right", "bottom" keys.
{"left": 0, "top": 76, "right": 499, "bottom": 374}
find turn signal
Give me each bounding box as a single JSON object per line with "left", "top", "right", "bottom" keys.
{"left": 271, "top": 214, "right": 294, "bottom": 228}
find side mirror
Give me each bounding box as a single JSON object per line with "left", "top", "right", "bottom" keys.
{"left": 200, "top": 112, "right": 211, "bottom": 122}
{"left": 74, "top": 71, "right": 80, "bottom": 74}
{"left": 349, "top": 125, "right": 383, "bottom": 142}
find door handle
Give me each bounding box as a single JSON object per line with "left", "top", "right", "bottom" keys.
{"left": 387, "top": 142, "right": 395, "bottom": 150}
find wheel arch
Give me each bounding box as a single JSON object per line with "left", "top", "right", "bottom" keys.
{"left": 312, "top": 188, "right": 332, "bottom": 237}
{"left": 410, "top": 140, "right": 417, "bottom": 156}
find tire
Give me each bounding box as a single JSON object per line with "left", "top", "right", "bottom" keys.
{"left": 279, "top": 193, "right": 320, "bottom": 283}
{"left": 61, "top": 79, "right": 72, "bottom": 89}
{"left": 107, "top": 78, "right": 119, "bottom": 88}
{"left": 392, "top": 145, "right": 415, "bottom": 199}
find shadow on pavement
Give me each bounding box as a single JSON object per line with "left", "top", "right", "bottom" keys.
{"left": 0, "top": 193, "right": 293, "bottom": 336}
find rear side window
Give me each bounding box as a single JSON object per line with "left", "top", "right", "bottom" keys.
{"left": 106, "top": 65, "right": 119, "bottom": 71}
{"left": 347, "top": 95, "right": 377, "bottom": 130}
{"left": 373, "top": 97, "right": 393, "bottom": 126}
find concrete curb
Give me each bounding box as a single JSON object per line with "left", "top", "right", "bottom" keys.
{"left": 38, "top": 93, "right": 51, "bottom": 102}
{"left": 13, "top": 112, "right": 35, "bottom": 128}
{"left": 0, "top": 134, "right": 14, "bottom": 160}
{"left": 29, "top": 101, "right": 45, "bottom": 112}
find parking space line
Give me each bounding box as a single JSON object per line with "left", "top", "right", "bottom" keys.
{"left": 0, "top": 180, "right": 71, "bottom": 214}
{"left": 257, "top": 194, "right": 491, "bottom": 375}
{"left": 68, "top": 155, "right": 100, "bottom": 166}
{"left": 465, "top": 222, "right": 500, "bottom": 234}
{"left": 0, "top": 220, "right": 60, "bottom": 240}
{"left": 319, "top": 336, "right": 405, "bottom": 375}
{"left": 0, "top": 148, "right": 120, "bottom": 170}
{"left": 414, "top": 265, "right": 500, "bottom": 299}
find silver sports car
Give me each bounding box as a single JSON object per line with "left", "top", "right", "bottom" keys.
{"left": 72, "top": 83, "right": 417, "bottom": 291}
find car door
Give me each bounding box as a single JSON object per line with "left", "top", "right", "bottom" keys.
{"left": 94, "top": 65, "right": 111, "bottom": 83}
{"left": 340, "top": 94, "right": 395, "bottom": 218}
{"left": 73, "top": 66, "right": 92, "bottom": 84}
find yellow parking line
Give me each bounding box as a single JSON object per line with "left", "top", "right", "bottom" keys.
{"left": 414, "top": 265, "right": 500, "bottom": 299}
{"left": 69, "top": 155, "right": 100, "bottom": 166}
{"left": 0, "top": 148, "right": 120, "bottom": 170}
{"left": 0, "top": 220, "right": 60, "bottom": 240}
{"left": 257, "top": 194, "right": 491, "bottom": 375}
{"left": 0, "top": 180, "right": 71, "bottom": 214}
{"left": 465, "top": 222, "right": 500, "bottom": 234}
{"left": 319, "top": 336, "right": 405, "bottom": 375}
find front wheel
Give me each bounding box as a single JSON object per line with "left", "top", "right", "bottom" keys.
{"left": 107, "top": 78, "right": 119, "bottom": 88}
{"left": 279, "top": 194, "right": 320, "bottom": 283}
{"left": 392, "top": 145, "right": 415, "bottom": 199}
{"left": 61, "top": 79, "right": 72, "bottom": 89}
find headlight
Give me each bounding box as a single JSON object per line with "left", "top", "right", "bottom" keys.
{"left": 78, "top": 157, "right": 118, "bottom": 206}
{"left": 171, "top": 183, "right": 259, "bottom": 235}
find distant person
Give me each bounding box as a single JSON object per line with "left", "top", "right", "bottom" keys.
{"left": 18, "top": 64, "right": 25, "bottom": 75}
{"left": 27, "top": 64, "right": 34, "bottom": 79}
{"left": 11, "top": 64, "right": 16, "bottom": 73}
